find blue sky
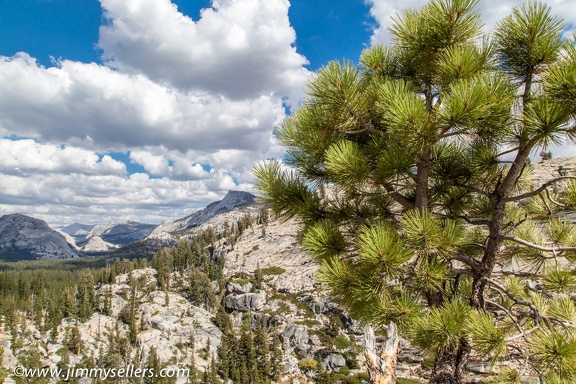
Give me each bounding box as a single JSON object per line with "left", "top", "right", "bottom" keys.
{"left": 0, "top": 0, "right": 575, "bottom": 226}
{"left": 0, "top": 0, "right": 374, "bottom": 70}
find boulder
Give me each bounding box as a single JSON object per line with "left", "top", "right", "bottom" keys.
{"left": 322, "top": 353, "right": 346, "bottom": 372}
{"left": 226, "top": 281, "right": 253, "bottom": 294}
{"left": 225, "top": 292, "right": 266, "bottom": 312}
{"left": 281, "top": 323, "right": 322, "bottom": 353}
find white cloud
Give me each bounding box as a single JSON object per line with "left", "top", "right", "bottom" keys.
{"left": 0, "top": 139, "right": 126, "bottom": 176}
{"left": 0, "top": 55, "right": 287, "bottom": 153}
{"left": 0, "top": 170, "right": 246, "bottom": 226}
{"left": 98, "top": 0, "right": 310, "bottom": 104}
{"left": 129, "top": 149, "right": 213, "bottom": 180}
{"left": 0, "top": 0, "right": 307, "bottom": 228}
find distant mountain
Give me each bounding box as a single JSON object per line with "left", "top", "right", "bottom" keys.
{"left": 0, "top": 214, "right": 81, "bottom": 261}
{"left": 59, "top": 223, "right": 96, "bottom": 239}
{"left": 113, "top": 191, "right": 256, "bottom": 259}
{"left": 80, "top": 236, "right": 119, "bottom": 253}
{"left": 86, "top": 221, "right": 157, "bottom": 245}
{"left": 149, "top": 190, "right": 256, "bottom": 238}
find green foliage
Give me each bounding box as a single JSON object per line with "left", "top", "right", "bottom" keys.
{"left": 494, "top": 1, "right": 564, "bottom": 81}
{"left": 217, "top": 316, "right": 281, "bottom": 383}
{"left": 334, "top": 334, "right": 354, "bottom": 350}
{"left": 528, "top": 329, "right": 576, "bottom": 382}
{"left": 297, "top": 358, "right": 318, "bottom": 371}
{"left": 543, "top": 270, "right": 576, "bottom": 293}
{"left": 258, "top": 266, "right": 286, "bottom": 276}
{"left": 409, "top": 299, "right": 470, "bottom": 352}
{"left": 466, "top": 310, "right": 508, "bottom": 360}
{"left": 562, "top": 180, "right": 576, "bottom": 207}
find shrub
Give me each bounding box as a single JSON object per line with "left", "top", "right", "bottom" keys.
{"left": 298, "top": 358, "right": 318, "bottom": 371}
{"left": 260, "top": 266, "right": 286, "bottom": 276}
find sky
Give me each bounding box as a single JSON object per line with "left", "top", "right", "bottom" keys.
{"left": 0, "top": 0, "right": 575, "bottom": 227}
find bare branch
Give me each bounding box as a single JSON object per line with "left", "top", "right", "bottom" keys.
{"left": 502, "top": 236, "right": 576, "bottom": 253}
{"left": 505, "top": 176, "right": 576, "bottom": 202}
{"left": 451, "top": 253, "right": 481, "bottom": 269}
{"left": 505, "top": 326, "right": 540, "bottom": 342}
{"left": 485, "top": 299, "right": 537, "bottom": 342}
{"left": 545, "top": 188, "right": 569, "bottom": 208}
{"left": 483, "top": 277, "right": 541, "bottom": 326}
{"left": 444, "top": 213, "right": 490, "bottom": 226}
{"left": 497, "top": 146, "right": 520, "bottom": 157}
{"left": 502, "top": 216, "right": 530, "bottom": 236}
{"left": 539, "top": 193, "right": 552, "bottom": 215}
{"left": 382, "top": 183, "right": 414, "bottom": 210}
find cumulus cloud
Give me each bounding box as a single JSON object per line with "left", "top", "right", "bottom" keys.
{"left": 0, "top": 170, "right": 247, "bottom": 225}
{"left": 0, "top": 0, "right": 311, "bottom": 226}
{"left": 0, "top": 54, "right": 286, "bottom": 153}
{"left": 0, "top": 139, "right": 126, "bottom": 176}
{"left": 99, "top": 0, "right": 310, "bottom": 103}
{"left": 129, "top": 149, "right": 213, "bottom": 180}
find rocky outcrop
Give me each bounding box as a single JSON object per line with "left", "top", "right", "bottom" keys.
{"left": 226, "top": 281, "right": 253, "bottom": 294}
{"left": 529, "top": 156, "right": 576, "bottom": 187}
{"left": 280, "top": 324, "right": 322, "bottom": 354}
{"left": 225, "top": 292, "right": 267, "bottom": 312}
{"left": 149, "top": 190, "right": 256, "bottom": 238}
{"left": 0, "top": 213, "right": 81, "bottom": 260}
{"left": 87, "top": 221, "right": 156, "bottom": 245}
{"left": 322, "top": 353, "right": 346, "bottom": 372}
{"left": 80, "top": 236, "right": 119, "bottom": 252}
{"left": 59, "top": 223, "right": 96, "bottom": 239}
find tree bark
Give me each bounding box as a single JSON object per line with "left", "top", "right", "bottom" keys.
{"left": 364, "top": 323, "right": 399, "bottom": 384}
{"left": 429, "top": 341, "right": 471, "bottom": 384}
{"left": 470, "top": 148, "right": 531, "bottom": 309}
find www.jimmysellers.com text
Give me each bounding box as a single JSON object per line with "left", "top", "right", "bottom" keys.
{"left": 13, "top": 365, "right": 190, "bottom": 380}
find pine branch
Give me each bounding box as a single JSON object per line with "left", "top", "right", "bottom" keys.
{"left": 451, "top": 253, "right": 481, "bottom": 269}
{"left": 450, "top": 182, "right": 492, "bottom": 198}
{"left": 502, "top": 236, "right": 576, "bottom": 253}
{"left": 483, "top": 277, "right": 541, "bottom": 326}
{"left": 383, "top": 183, "right": 414, "bottom": 209}
{"left": 505, "top": 326, "right": 540, "bottom": 342}
{"left": 445, "top": 213, "right": 490, "bottom": 226}
{"left": 539, "top": 193, "right": 553, "bottom": 215}
{"left": 502, "top": 216, "right": 530, "bottom": 237}
{"left": 545, "top": 188, "right": 569, "bottom": 208}
{"left": 505, "top": 176, "right": 576, "bottom": 202}
{"left": 485, "top": 299, "right": 533, "bottom": 341}
{"left": 342, "top": 103, "right": 385, "bottom": 137}
{"left": 497, "top": 146, "right": 520, "bottom": 157}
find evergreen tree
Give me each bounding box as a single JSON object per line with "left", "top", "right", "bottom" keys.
{"left": 189, "top": 334, "right": 198, "bottom": 384}
{"left": 65, "top": 325, "right": 83, "bottom": 355}
{"left": 77, "top": 269, "right": 95, "bottom": 322}
{"left": 152, "top": 248, "right": 173, "bottom": 291}
{"left": 187, "top": 268, "right": 217, "bottom": 310}
{"left": 254, "top": 0, "right": 576, "bottom": 382}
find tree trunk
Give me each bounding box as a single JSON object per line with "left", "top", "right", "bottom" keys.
{"left": 364, "top": 323, "right": 399, "bottom": 384}
{"left": 429, "top": 341, "right": 471, "bottom": 384}
{"left": 470, "top": 148, "right": 532, "bottom": 309}
{"left": 415, "top": 152, "right": 432, "bottom": 209}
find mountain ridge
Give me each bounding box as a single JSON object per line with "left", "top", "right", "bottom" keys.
{"left": 0, "top": 213, "right": 82, "bottom": 260}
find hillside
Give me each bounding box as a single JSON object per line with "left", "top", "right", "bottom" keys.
{"left": 0, "top": 159, "right": 575, "bottom": 383}
{"left": 0, "top": 213, "right": 81, "bottom": 260}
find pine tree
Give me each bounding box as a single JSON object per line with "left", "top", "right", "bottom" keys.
{"left": 65, "top": 325, "right": 83, "bottom": 355}
{"left": 254, "top": 0, "right": 576, "bottom": 382}
{"left": 77, "top": 269, "right": 95, "bottom": 322}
